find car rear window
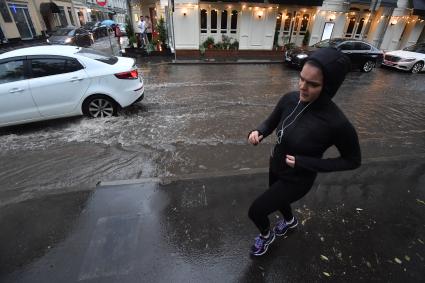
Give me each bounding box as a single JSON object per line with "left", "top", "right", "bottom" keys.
{"left": 313, "top": 39, "right": 343, "bottom": 48}
{"left": 76, "top": 48, "right": 118, "bottom": 65}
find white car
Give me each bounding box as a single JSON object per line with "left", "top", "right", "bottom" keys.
{"left": 382, "top": 43, "right": 425, "bottom": 73}
{"left": 0, "top": 45, "right": 144, "bottom": 127}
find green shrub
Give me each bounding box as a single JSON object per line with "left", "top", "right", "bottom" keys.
{"left": 203, "top": 37, "right": 215, "bottom": 48}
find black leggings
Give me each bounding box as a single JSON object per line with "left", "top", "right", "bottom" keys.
{"left": 248, "top": 171, "right": 313, "bottom": 234}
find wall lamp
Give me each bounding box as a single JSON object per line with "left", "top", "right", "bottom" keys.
{"left": 182, "top": 8, "right": 187, "bottom": 16}
{"left": 257, "top": 11, "right": 263, "bottom": 18}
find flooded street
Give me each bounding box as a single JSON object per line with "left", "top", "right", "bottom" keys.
{"left": 0, "top": 63, "right": 424, "bottom": 205}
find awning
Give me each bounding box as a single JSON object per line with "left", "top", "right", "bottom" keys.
{"left": 379, "top": 0, "right": 397, "bottom": 8}
{"left": 412, "top": 0, "right": 425, "bottom": 17}
{"left": 40, "top": 2, "right": 60, "bottom": 14}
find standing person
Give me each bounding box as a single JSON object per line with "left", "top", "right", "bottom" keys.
{"left": 247, "top": 48, "right": 361, "bottom": 257}
{"left": 145, "top": 16, "right": 153, "bottom": 43}
{"left": 114, "top": 24, "right": 122, "bottom": 50}
{"left": 136, "top": 16, "right": 146, "bottom": 48}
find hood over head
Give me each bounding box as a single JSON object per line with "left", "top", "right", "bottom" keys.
{"left": 306, "top": 48, "right": 351, "bottom": 100}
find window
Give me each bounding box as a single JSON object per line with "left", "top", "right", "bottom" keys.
{"left": 356, "top": 18, "right": 365, "bottom": 35}
{"left": 31, "top": 59, "right": 67, "bottom": 78}
{"left": 300, "top": 14, "right": 309, "bottom": 32}
{"left": 221, "top": 10, "right": 227, "bottom": 33}
{"left": 0, "top": 60, "right": 25, "bottom": 84}
{"left": 275, "top": 13, "right": 282, "bottom": 31}
{"left": 77, "top": 48, "right": 118, "bottom": 65}
{"left": 65, "top": 59, "right": 83, "bottom": 72}
{"left": 346, "top": 17, "right": 356, "bottom": 36}
{"left": 339, "top": 42, "right": 355, "bottom": 50}
{"left": 67, "top": 7, "right": 75, "bottom": 26}
{"left": 58, "top": 7, "right": 68, "bottom": 27}
{"left": 355, "top": 42, "right": 370, "bottom": 51}
{"left": 283, "top": 13, "right": 292, "bottom": 32}
{"left": 211, "top": 10, "right": 217, "bottom": 33}
{"left": 200, "top": 9, "right": 207, "bottom": 33}
{"left": 230, "top": 10, "right": 237, "bottom": 33}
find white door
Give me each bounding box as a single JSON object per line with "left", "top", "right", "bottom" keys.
{"left": 28, "top": 57, "right": 90, "bottom": 117}
{"left": 278, "top": 11, "right": 311, "bottom": 46}
{"left": 0, "top": 59, "right": 40, "bottom": 125}
{"left": 344, "top": 15, "right": 367, "bottom": 39}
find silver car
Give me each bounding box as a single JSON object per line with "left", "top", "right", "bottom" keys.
{"left": 383, "top": 43, "right": 425, "bottom": 73}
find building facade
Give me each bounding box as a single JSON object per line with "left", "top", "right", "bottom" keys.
{"left": 129, "top": 0, "right": 425, "bottom": 52}
{"left": 0, "top": 0, "right": 129, "bottom": 43}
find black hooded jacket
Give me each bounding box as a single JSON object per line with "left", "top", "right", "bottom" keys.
{"left": 254, "top": 48, "right": 361, "bottom": 182}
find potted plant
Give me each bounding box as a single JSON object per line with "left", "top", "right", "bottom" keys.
{"left": 125, "top": 17, "right": 136, "bottom": 48}
{"left": 156, "top": 16, "right": 168, "bottom": 51}
{"left": 203, "top": 37, "right": 215, "bottom": 49}
{"left": 128, "top": 35, "right": 137, "bottom": 48}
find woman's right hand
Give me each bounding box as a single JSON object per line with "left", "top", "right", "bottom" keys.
{"left": 248, "top": 131, "right": 263, "bottom": 146}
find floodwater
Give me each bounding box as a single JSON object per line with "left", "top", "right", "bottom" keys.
{"left": 0, "top": 64, "right": 424, "bottom": 205}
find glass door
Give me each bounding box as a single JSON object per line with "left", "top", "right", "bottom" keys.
{"left": 9, "top": 4, "right": 35, "bottom": 39}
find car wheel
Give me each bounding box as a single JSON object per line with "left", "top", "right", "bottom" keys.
{"left": 411, "top": 61, "right": 424, "bottom": 74}
{"left": 362, "top": 60, "right": 374, "bottom": 73}
{"left": 83, "top": 95, "right": 118, "bottom": 118}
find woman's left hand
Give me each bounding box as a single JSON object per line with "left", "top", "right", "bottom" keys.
{"left": 285, "top": 155, "right": 296, "bottom": 168}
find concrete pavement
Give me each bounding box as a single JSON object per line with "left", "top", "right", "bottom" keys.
{"left": 1, "top": 155, "right": 424, "bottom": 282}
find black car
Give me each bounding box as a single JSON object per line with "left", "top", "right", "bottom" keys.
{"left": 83, "top": 22, "right": 108, "bottom": 39}
{"left": 285, "top": 38, "right": 384, "bottom": 72}
{"left": 47, "top": 27, "right": 93, "bottom": 47}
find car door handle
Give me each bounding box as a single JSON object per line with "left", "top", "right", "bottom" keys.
{"left": 346, "top": 52, "right": 352, "bottom": 54}
{"left": 70, "top": 77, "right": 83, "bottom": 82}
{"left": 9, "top": 88, "right": 24, "bottom": 93}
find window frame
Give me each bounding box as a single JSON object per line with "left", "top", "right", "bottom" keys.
{"left": 27, "top": 55, "right": 84, "bottom": 79}
{"left": 0, "top": 56, "right": 29, "bottom": 84}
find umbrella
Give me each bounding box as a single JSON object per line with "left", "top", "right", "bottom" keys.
{"left": 101, "top": 20, "right": 116, "bottom": 27}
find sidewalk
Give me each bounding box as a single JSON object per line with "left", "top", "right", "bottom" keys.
{"left": 0, "top": 37, "right": 284, "bottom": 65}
{"left": 1, "top": 156, "right": 424, "bottom": 282}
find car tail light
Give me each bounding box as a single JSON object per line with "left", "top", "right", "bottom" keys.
{"left": 114, "top": 69, "right": 138, "bottom": 79}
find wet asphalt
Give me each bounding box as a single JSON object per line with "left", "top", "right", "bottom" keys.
{"left": 0, "top": 61, "right": 424, "bottom": 281}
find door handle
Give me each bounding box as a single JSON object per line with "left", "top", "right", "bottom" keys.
{"left": 9, "top": 88, "right": 24, "bottom": 93}
{"left": 70, "top": 77, "right": 83, "bottom": 82}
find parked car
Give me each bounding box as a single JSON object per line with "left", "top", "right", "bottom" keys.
{"left": 382, "top": 43, "right": 425, "bottom": 73}
{"left": 285, "top": 38, "right": 384, "bottom": 72}
{"left": 0, "top": 45, "right": 144, "bottom": 127}
{"left": 83, "top": 22, "right": 108, "bottom": 39}
{"left": 47, "top": 27, "right": 93, "bottom": 47}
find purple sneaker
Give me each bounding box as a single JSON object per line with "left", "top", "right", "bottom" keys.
{"left": 274, "top": 217, "right": 298, "bottom": 237}
{"left": 250, "top": 231, "right": 275, "bottom": 256}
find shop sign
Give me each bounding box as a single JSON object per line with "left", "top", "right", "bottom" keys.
{"left": 96, "top": 0, "right": 107, "bottom": 7}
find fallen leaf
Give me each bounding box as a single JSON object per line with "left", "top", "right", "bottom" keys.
{"left": 418, "top": 239, "right": 424, "bottom": 245}
{"left": 320, "top": 255, "right": 329, "bottom": 261}
{"left": 405, "top": 255, "right": 410, "bottom": 261}
{"left": 320, "top": 237, "right": 325, "bottom": 242}
{"left": 323, "top": 272, "right": 331, "bottom": 277}
{"left": 416, "top": 199, "right": 425, "bottom": 205}
{"left": 356, "top": 208, "right": 363, "bottom": 211}
{"left": 394, "top": 257, "right": 402, "bottom": 264}
{"left": 366, "top": 261, "right": 372, "bottom": 268}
